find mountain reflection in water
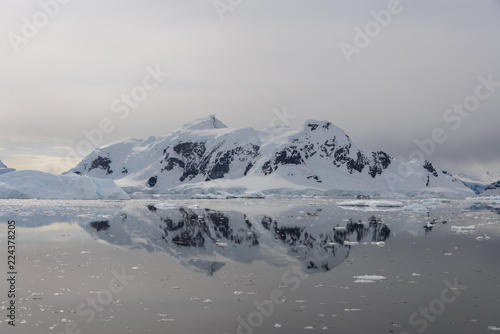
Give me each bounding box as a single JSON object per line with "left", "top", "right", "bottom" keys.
{"left": 84, "top": 204, "right": 391, "bottom": 274}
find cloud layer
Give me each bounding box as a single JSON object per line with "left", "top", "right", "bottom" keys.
{"left": 1, "top": 0, "right": 499, "bottom": 176}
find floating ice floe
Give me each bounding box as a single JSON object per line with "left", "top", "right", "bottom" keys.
{"left": 344, "top": 241, "right": 359, "bottom": 246}
{"left": 371, "top": 241, "right": 386, "bottom": 247}
{"left": 338, "top": 200, "right": 404, "bottom": 208}
{"left": 451, "top": 225, "right": 476, "bottom": 234}
{"left": 31, "top": 293, "right": 43, "bottom": 300}
{"left": 476, "top": 234, "right": 492, "bottom": 241}
{"left": 403, "top": 203, "right": 428, "bottom": 212}
{"left": 154, "top": 202, "right": 178, "bottom": 210}
{"left": 354, "top": 279, "right": 376, "bottom": 283}
{"left": 488, "top": 326, "right": 500, "bottom": 331}
{"left": 353, "top": 275, "right": 387, "bottom": 283}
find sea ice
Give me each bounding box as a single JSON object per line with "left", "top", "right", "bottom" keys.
{"left": 451, "top": 225, "right": 476, "bottom": 233}
{"left": 338, "top": 200, "right": 404, "bottom": 208}
{"left": 154, "top": 202, "right": 178, "bottom": 210}
{"left": 353, "top": 275, "right": 387, "bottom": 281}
{"left": 403, "top": 203, "right": 428, "bottom": 212}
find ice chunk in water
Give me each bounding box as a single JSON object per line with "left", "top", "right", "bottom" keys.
{"left": 32, "top": 293, "right": 43, "bottom": 300}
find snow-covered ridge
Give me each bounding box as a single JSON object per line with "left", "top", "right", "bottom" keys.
{"left": 67, "top": 115, "right": 474, "bottom": 198}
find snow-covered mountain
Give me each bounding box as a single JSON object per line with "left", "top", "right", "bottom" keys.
{"left": 455, "top": 172, "right": 500, "bottom": 195}
{"left": 0, "top": 160, "right": 16, "bottom": 175}
{"left": 67, "top": 115, "right": 473, "bottom": 198}
{"left": 455, "top": 171, "right": 500, "bottom": 185}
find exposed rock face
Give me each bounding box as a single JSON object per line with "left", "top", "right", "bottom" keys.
{"left": 79, "top": 203, "right": 398, "bottom": 274}
{"left": 151, "top": 207, "right": 391, "bottom": 272}
{"left": 90, "top": 220, "right": 110, "bottom": 231}
{"left": 160, "top": 208, "right": 259, "bottom": 248}
{"left": 88, "top": 156, "right": 113, "bottom": 175}
{"left": 158, "top": 142, "right": 260, "bottom": 184}
{"left": 261, "top": 122, "right": 393, "bottom": 181}
{"left": 486, "top": 180, "right": 500, "bottom": 191}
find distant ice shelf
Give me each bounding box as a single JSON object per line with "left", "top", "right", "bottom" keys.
{"left": 0, "top": 170, "right": 129, "bottom": 200}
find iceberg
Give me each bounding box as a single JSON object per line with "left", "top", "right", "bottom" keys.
{"left": 0, "top": 170, "right": 129, "bottom": 200}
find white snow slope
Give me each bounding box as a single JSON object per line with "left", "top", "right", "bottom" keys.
{"left": 0, "top": 170, "right": 129, "bottom": 200}
{"left": 66, "top": 115, "right": 474, "bottom": 198}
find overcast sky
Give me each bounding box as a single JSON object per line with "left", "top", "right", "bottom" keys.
{"left": 1, "top": 0, "right": 499, "bottom": 176}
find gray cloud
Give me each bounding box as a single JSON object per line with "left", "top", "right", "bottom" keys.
{"left": 1, "top": 0, "right": 499, "bottom": 175}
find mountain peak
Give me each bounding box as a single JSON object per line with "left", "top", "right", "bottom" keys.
{"left": 303, "top": 119, "right": 345, "bottom": 134}
{"left": 67, "top": 115, "right": 474, "bottom": 198}
{"left": 0, "top": 160, "right": 7, "bottom": 169}
{"left": 181, "top": 115, "right": 227, "bottom": 130}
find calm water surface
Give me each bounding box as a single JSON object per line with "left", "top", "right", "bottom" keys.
{"left": 0, "top": 198, "right": 499, "bottom": 334}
